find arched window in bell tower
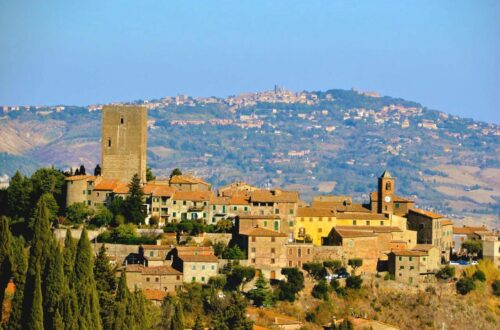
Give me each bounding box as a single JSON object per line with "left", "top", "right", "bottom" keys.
{"left": 108, "top": 138, "right": 112, "bottom": 147}
{"left": 120, "top": 117, "right": 124, "bottom": 124}
{"left": 385, "top": 182, "right": 392, "bottom": 191}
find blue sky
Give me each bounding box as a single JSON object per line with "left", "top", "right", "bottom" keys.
{"left": 0, "top": 1, "right": 498, "bottom": 123}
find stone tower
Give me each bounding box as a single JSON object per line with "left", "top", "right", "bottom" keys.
{"left": 378, "top": 170, "right": 395, "bottom": 214}
{"left": 101, "top": 105, "right": 147, "bottom": 183}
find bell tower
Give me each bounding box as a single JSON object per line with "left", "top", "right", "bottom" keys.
{"left": 378, "top": 170, "right": 394, "bottom": 214}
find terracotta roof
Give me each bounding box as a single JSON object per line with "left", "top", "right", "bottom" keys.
{"left": 229, "top": 194, "right": 250, "bottom": 205}
{"left": 170, "top": 175, "right": 210, "bottom": 186}
{"left": 210, "top": 196, "right": 230, "bottom": 205}
{"left": 336, "top": 212, "right": 388, "bottom": 220}
{"left": 144, "top": 184, "right": 176, "bottom": 197}
{"left": 453, "top": 226, "right": 489, "bottom": 235}
{"left": 142, "top": 245, "right": 173, "bottom": 250}
{"left": 413, "top": 244, "right": 435, "bottom": 252}
{"left": 141, "top": 265, "right": 182, "bottom": 275}
{"left": 179, "top": 255, "right": 219, "bottom": 262}
{"left": 143, "top": 289, "right": 167, "bottom": 301}
{"left": 112, "top": 183, "right": 129, "bottom": 194}
{"left": 124, "top": 264, "right": 145, "bottom": 272}
{"left": 241, "top": 227, "right": 288, "bottom": 237}
{"left": 441, "top": 220, "right": 453, "bottom": 226}
{"left": 176, "top": 246, "right": 214, "bottom": 254}
{"left": 236, "top": 215, "right": 280, "bottom": 220}
{"left": 172, "top": 190, "right": 213, "bottom": 202}
{"left": 392, "top": 250, "right": 427, "bottom": 257}
{"left": 297, "top": 207, "right": 336, "bottom": 217}
{"left": 250, "top": 189, "right": 299, "bottom": 203}
{"left": 335, "top": 226, "right": 403, "bottom": 233}
{"left": 253, "top": 326, "right": 269, "bottom": 330}
{"left": 94, "top": 178, "right": 122, "bottom": 191}
{"left": 409, "top": 208, "right": 444, "bottom": 219}
{"left": 65, "top": 175, "right": 96, "bottom": 181}
{"left": 335, "top": 229, "right": 377, "bottom": 238}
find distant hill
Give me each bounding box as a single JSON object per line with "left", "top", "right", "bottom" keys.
{"left": 1, "top": 88, "right": 499, "bottom": 226}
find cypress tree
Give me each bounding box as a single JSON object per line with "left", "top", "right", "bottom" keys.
{"left": 124, "top": 174, "right": 146, "bottom": 224}
{"left": 53, "top": 309, "right": 64, "bottom": 330}
{"left": 132, "top": 289, "right": 148, "bottom": 328}
{"left": 159, "top": 296, "right": 184, "bottom": 330}
{"left": 43, "top": 241, "right": 65, "bottom": 330}
{"left": 6, "top": 236, "right": 27, "bottom": 330}
{"left": 63, "top": 229, "right": 76, "bottom": 275}
{"left": 94, "top": 244, "right": 116, "bottom": 293}
{"left": 72, "top": 228, "right": 102, "bottom": 330}
{"left": 25, "top": 271, "right": 44, "bottom": 330}
{"left": 113, "top": 269, "right": 131, "bottom": 330}
{"left": 22, "top": 197, "right": 52, "bottom": 329}
{"left": 0, "top": 216, "right": 13, "bottom": 323}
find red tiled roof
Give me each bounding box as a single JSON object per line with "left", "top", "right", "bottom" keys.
{"left": 335, "top": 226, "right": 403, "bottom": 233}
{"left": 112, "top": 183, "right": 129, "bottom": 194}
{"left": 94, "top": 178, "right": 122, "bottom": 191}
{"left": 370, "top": 192, "right": 413, "bottom": 203}
{"left": 409, "top": 208, "right": 443, "bottom": 219}
{"left": 250, "top": 189, "right": 299, "bottom": 203}
{"left": 65, "top": 175, "right": 96, "bottom": 181}
{"left": 336, "top": 212, "right": 388, "bottom": 220}
{"left": 334, "top": 229, "right": 377, "bottom": 238}
{"left": 172, "top": 190, "right": 213, "bottom": 201}
{"left": 297, "top": 207, "right": 336, "bottom": 217}
{"left": 141, "top": 265, "right": 182, "bottom": 275}
{"left": 144, "top": 184, "right": 176, "bottom": 197}
{"left": 142, "top": 245, "right": 173, "bottom": 250}
{"left": 143, "top": 289, "right": 167, "bottom": 301}
{"left": 124, "top": 264, "right": 145, "bottom": 272}
{"left": 179, "top": 255, "right": 219, "bottom": 262}
{"left": 441, "top": 220, "right": 453, "bottom": 226}
{"left": 241, "top": 227, "right": 288, "bottom": 237}
{"left": 453, "top": 226, "right": 489, "bottom": 235}
{"left": 170, "top": 175, "right": 210, "bottom": 186}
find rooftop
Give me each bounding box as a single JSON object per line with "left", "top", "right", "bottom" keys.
{"left": 409, "top": 208, "right": 444, "bottom": 219}
{"left": 250, "top": 189, "right": 299, "bottom": 203}
{"left": 141, "top": 265, "right": 182, "bottom": 276}
{"left": 241, "top": 226, "right": 288, "bottom": 237}
{"left": 169, "top": 175, "right": 210, "bottom": 186}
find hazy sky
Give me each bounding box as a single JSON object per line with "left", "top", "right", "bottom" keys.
{"left": 0, "top": 1, "right": 498, "bottom": 123}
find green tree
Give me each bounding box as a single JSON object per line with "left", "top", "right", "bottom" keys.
{"left": 211, "top": 293, "right": 252, "bottom": 330}
{"left": 169, "top": 168, "right": 182, "bottom": 179}
{"left": 492, "top": 280, "right": 500, "bottom": 296}
{"left": 323, "top": 260, "right": 342, "bottom": 274}
{"left": 456, "top": 277, "right": 475, "bottom": 295}
{"left": 30, "top": 167, "right": 66, "bottom": 212}
{"left": 312, "top": 279, "right": 331, "bottom": 301}
{"left": 436, "top": 265, "right": 455, "bottom": 280}
{"left": 0, "top": 216, "right": 13, "bottom": 323}
{"left": 215, "top": 219, "right": 233, "bottom": 233}
{"left": 462, "top": 240, "right": 482, "bottom": 260}
{"left": 303, "top": 262, "right": 327, "bottom": 280}
{"left": 227, "top": 265, "right": 255, "bottom": 291}
{"left": 348, "top": 258, "right": 363, "bottom": 275}
{"left": 34, "top": 193, "right": 59, "bottom": 227}
{"left": 6, "top": 171, "right": 32, "bottom": 221}
{"left": 338, "top": 318, "right": 353, "bottom": 330}
{"left": 208, "top": 275, "right": 227, "bottom": 291}
{"left": 22, "top": 197, "right": 53, "bottom": 328}
{"left": 146, "top": 167, "right": 156, "bottom": 182}
{"left": 247, "top": 272, "right": 273, "bottom": 307}
{"left": 472, "top": 270, "right": 486, "bottom": 282}
{"left": 123, "top": 174, "right": 146, "bottom": 224}
{"left": 7, "top": 236, "right": 27, "bottom": 330}
{"left": 213, "top": 241, "right": 226, "bottom": 257}
{"left": 222, "top": 245, "right": 246, "bottom": 260}
{"left": 277, "top": 268, "right": 304, "bottom": 302}
{"left": 92, "top": 205, "right": 114, "bottom": 228}
{"left": 159, "top": 296, "right": 184, "bottom": 330}
{"left": 43, "top": 242, "right": 65, "bottom": 330}
{"left": 66, "top": 203, "right": 94, "bottom": 224}
{"left": 71, "top": 228, "right": 102, "bottom": 329}
{"left": 193, "top": 315, "right": 204, "bottom": 330}
{"left": 346, "top": 275, "right": 363, "bottom": 290}
{"left": 110, "top": 223, "right": 138, "bottom": 241}
{"left": 94, "top": 245, "right": 116, "bottom": 293}
{"left": 62, "top": 229, "right": 76, "bottom": 275}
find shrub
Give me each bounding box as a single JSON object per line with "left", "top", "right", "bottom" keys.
{"left": 436, "top": 266, "right": 455, "bottom": 280}
{"left": 472, "top": 270, "right": 486, "bottom": 282}
{"left": 492, "top": 280, "right": 500, "bottom": 296}
{"left": 66, "top": 203, "right": 94, "bottom": 224}
{"left": 383, "top": 273, "right": 395, "bottom": 281}
{"left": 346, "top": 275, "right": 363, "bottom": 290}
{"left": 312, "top": 279, "right": 331, "bottom": 301}
{"left": 456, "top": 277, "right": 475, "bottom": 295}
{"left": 303, "top": 262, "right": 327, "bottom": 280}
{"left": 348, "top": 258, "right": 363, "bottom": 274}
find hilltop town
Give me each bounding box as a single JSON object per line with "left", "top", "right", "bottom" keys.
{"left": 1, "top": 104, "right": 498, "bottom": 329}
{"left": 1, "top": 88, "right": 499, "bottom": 228}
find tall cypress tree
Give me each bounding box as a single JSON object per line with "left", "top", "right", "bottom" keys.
{"left": 94, "top": 244, "right": 116, "bottom": 293}
{"left": 71, "top": 228, "right": 102, "bottom": 330}
{"left": 22, "top": 197, "right": 52, "bottom": 329}
{"left": 124, "top": 174, "right": 146, "bottom": 224}
{"left": 0, "top": 216, "right": 13, "bottom": 322}
{"left": 43, "top": 241, "right": 65, "bottom": 330}
{"left": 113, "top": 269, "right": 130, "bottom": 330}
{"left": 25, "top": 271, "right": 44, "bottom": 330}
{"left": 63, "top": 229, "right": 76, "bottom": 275}
{"left": 6, "top": 236, "right": 27, "bottom": 330}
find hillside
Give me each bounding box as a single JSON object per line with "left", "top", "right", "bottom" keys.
{"left": 1, "top": 88, "right": 499, "bottom": 226}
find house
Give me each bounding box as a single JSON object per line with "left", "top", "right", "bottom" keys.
{"left": 246, "top": 307, "right": 303, "bottom": 330}
{"left": 239, "top": 226, "right": 288, "bottom": 280}
{"left": 407, "top": 208, "right": 452, "bottom": 263}
{"left": 235, "top": 215, "right": 282, "bottom": 234}
{"left": 143, "top": 289, "right": 168, "bottom": 306}
{"left": 141, "top": 244, "right": 174, "bottom": 267}
{"left": 285, "top": 243, "right": 314, "bottom": 268}
{"left": 452, "top": 225, "right": 491, "bottom": 255}
{"left": 121, "top": 264, "right": 182, "bottom": 293}
{"left": 483, "top": 235, "right": 500, "bottom": 268}
{"left": 143, "top": 183, "right": 176, "bottom": 226}
{"left": 169, "top": 175, "right": 211, "bottom": 192}
{"left": 388, "top": 244, "right": 440, "bottom": 285}
{"left": 171, "top": 246, "right": 219, "bottom": 283}
{"left": 169, "top": 190, "right": 214, "bottom": 223}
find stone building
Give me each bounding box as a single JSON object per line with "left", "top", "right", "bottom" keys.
{"left": 388, "top": 244, "right": 440, "bottom": 285}
{"left": 240, "top": 226, "right": 288, "bottom": 280}
{"left": 169, "top": 175, "right": 211, "bottom": 192}
{"left": 171, "top": 246, "right": 219, "bottom": 283}
{"left": 285, "top": 243, "right": 314, "bottom": 268}
{"left": 121, "top": 264, "right": 182, "bottom": 293}
{"left": 169, "top": 190, "right": 213, "bottom": 223}
{"left": 101, "top": 105, "right": 148, "bottom": 183}
{"left": 483, "top": 237, "right": 500, "bottom": 268}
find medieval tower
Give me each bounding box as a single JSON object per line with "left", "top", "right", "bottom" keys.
{"left": 377, "top": 170, "right": 395, "bottom": 214}
{"left": 101, "top": 105, "right": 147, "bottom": 183}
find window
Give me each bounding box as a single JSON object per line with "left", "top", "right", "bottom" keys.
{"left": 155, "top": 277, "right": 159, "bottom": 282}
{"left": 202, "top": 265, "right": 205, "bottom": 270}
{"left": 348, "top": 240, "right": 354, "bottom": 247}
{"left": 252, "top": 237, "right": 256, "bottom": 242}
{"left": 289, "top": 221, "right": 294, "bottom": 227}
{"left": 251, "top": 248, "right": 256, "bottom": 253}
{"left": 212, "top": 205, "right": 216, "bottom": 210}
{"left": 192, "top": 277, "right": 196, "bottom": 282}
{"left": 319, "top": 217, "right": 322, "bottom": 222}
{"left": 318, "top": 228, "right": 322, "bottom": 233}
{"left": 271, "top": 248, "right": 275, "bottom": 253}
{"left": 274, "top": 221, "right": 279, "bottom": 231}
{"left": 244, "top": 206, "right": 248, "bottom": 211}
{"left": 353, "top": 220, "right": 357, "bottom": 226}
{"left": 409, "top": 257, "right": 413, "bottom": 261}
{"left": 422, "top": 257, "right": 426, "bottom": 261}
{"left": 307, "top": 248, "right": 311, "bottom": 255}
{"left": 211, "top": 265, "right": 215, "bottom": 270}
{"left": 263, "top": 221, "right": 268, "bottom": 227}
{"left": 192, "top": 265, "right": 196, "bottom": 270}
{"left": 173, "top": 201, "right": 177, "bottom": 205}
{"left": 233, "top": 206, "right": 237, "bottom": 211}
{"left": 289, "top": 261, "right": 293, "bottom": 267}
{"left": 201, "top": 277, "right": 205, "bottom": 282}
{"left": 381, "top": 221, "right": 384, "bottom": 226}
{"left": 410, "top": 266, "right": 414, "bottom": 270}
{"left": 150, "top": 251, "right": 154, "bottom": 257}
{"left": 251, "top": 258, "right": 256, "bottom": 263}
{"left": 212, "top": 217, "right": 216, "bottom": 223}
{"left": 271, "top": 258, "right": 275, "bottom": 264}
{"left": 176, "top": 275, "right": 180, "bottom": 280}
{"left": 366, "top": 221, "right": 370, "bottom": 226}
{"left": 288, "top": 249, "right": 292, "bottom": 255}
{"left": 399, "top": 266, "right": 404, "bottom": 270}
{"left": 120, "top": 117, "right": 124, "bottom": 124}
{"left": 386, "top": 182, "right": 392, "bottom": 191}
{"left": 271, "top": 237, "right": 275, "bottom": 242}
{"left": 183, "top": 201, "right": 186, "bottom": 206}
{"left": 107, "top": 138, "right": 111, "bottom": 147}
{"left": 87, "top": 190, "right": 91, "bottom": 195}
{"left": 87, "top": 200, "right": 91, "bottom": 206}
{"left": 146, "top": 277, "right": 150, "bottom": 282}
{"left": 289, "top": 209, "right": 294, "bottom": 215}
{"left": 173, "top": 212, "right": 177, "bottom": 217}
{"left": 275, "top": 209, "right": 279, "bottom": 214}
{"left": 83, "top": 190, "right": 86, "bottom": 195}
{"left": 398, "top": 256, "right": 402, "bottom": 261}
{"left": 395, "top": 203, "right": 400, "bottom": 208}
{"left": 328, "top": 217, "right": 332, "bottom": 222}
